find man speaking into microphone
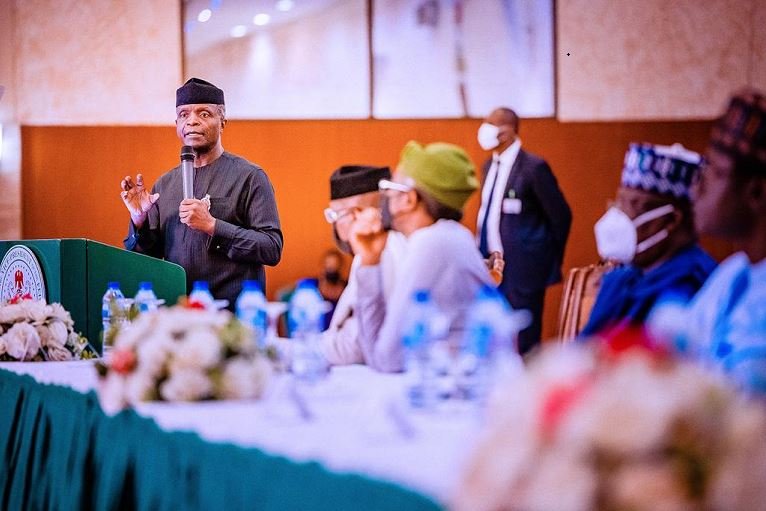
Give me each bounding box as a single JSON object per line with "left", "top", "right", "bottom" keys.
{"left": 121, "top": 78, "right": 283, "bottom": 308}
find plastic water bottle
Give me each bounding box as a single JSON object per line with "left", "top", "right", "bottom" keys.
{"left": 134, "top": 281, "right": 159, "bottom": 313}
{"left": 101, "top": 281, "right": 125, "bottom": 358}
{"left": 289, "top": 279, "right": 328, "bottom": 383}
{"left": 457, "top": 284, "right": 528, "bottom": 403}
{"left": 236, "top": 280, "right": 268, "bottom": 348}
{"left": 189, "top": 281, "right": 215, "bottom": 309}
{"left": 401, "top": 289, "right": 440, "bottom": 409}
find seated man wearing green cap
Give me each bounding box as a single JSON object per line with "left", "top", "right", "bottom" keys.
{"left": 349, "top": 141, "right": 495, "bottom": 372}
{"left": 120, "top": 78, "right": 283, "bottom": 309}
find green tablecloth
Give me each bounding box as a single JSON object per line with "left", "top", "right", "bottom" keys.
{"left": 0, "top": 369, "right": 442, "bottom": 511}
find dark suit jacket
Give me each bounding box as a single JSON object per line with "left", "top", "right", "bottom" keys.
{"left": 482, "top": 149, "right": 572, "bottom": 300}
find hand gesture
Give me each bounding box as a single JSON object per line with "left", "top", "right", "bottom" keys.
{"left": 179, "top": 199, "right": 216, "bottom": 235}
{"left": 348, "top": 207, "right": 388, "bottom": 266}
{"left": 120, "top": 174, "right": 159, "bottom": 227}
{"left": 486, "top": 251, "right": 505, "bottom": 285}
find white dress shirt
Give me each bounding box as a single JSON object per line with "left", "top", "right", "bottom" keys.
{"left": 476, "top": 138, "right": 522, "bottom": 255}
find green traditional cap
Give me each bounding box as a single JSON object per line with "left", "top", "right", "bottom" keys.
{"left": 397, "top": 141, "right": 478, "bottom": 211}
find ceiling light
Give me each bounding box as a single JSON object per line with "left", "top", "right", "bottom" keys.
{"left": 230, "top": 25, "right": 248, "bottom": 38}
{"left": 253, "top": 13, "right": 271, "bottom": 26}
{"left": 276, "top": 0, "right": 294, "bottom": 11}
{"left": 197, "top": 9, "right": 212, "bottom": 22}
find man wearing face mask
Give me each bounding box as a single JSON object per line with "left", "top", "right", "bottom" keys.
{"left": 320, "top": 165, "right": 407, "bottom": 365}
{"left": 476, "top": 107, "right": 572, "bottom": 354}
{"left": 580, "top": 143, "right": 716, "bottom": 337}
{"left": 316, "top": 248, "right": 347, "bottom": 326}
{"left": 317, "top": 249, "right": 347, "bottom": 303}
{"left": 350, "top": 141, "right": 494, "bottom": 373}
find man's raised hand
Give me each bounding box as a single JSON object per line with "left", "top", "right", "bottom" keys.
{"left": 120, "top": 173, "right": 159, "bottom": 228}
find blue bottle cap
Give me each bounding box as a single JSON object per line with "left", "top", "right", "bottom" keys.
{"left": 476, "top": 283, "right": 500, "bottom": 300}
{"left": 296, "top": 278, "right": 318, "bottom": 290}
{"left": 108, "top": 281, "right": 120, "bottom": 289}
{"left": 412, "top": 289, "right": 430, "bottom": 303}
{"left": 139, "top": 281, "right": 152, "bottom": 290}
{"left": 242, "top": 280, "right": 262, "bottom": 292}
{"left": 192, "top": 281, "right": 209, "bottom": 291}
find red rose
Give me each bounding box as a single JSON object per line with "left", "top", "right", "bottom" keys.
{"left": 110, "top": 349, "right": 137, "bottom": 375}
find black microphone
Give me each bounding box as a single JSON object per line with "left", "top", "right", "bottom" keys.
{"left": 180, "top": 145, "right": 195, "bottom": 199}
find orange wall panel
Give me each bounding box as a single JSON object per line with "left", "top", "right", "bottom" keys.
{"left": 21, "top": 118, "right": 729, "bottom": 340}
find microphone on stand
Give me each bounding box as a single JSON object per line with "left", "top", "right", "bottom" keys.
{"left": 181, "top": 145, "right": 195, "bottom": 199}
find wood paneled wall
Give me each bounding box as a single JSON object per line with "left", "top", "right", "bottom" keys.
{"left": 21, "top": 118, "right": 731, "bottom": 340}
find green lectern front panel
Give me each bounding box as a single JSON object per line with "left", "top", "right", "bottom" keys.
{"left": 0, "top": 239, "right": 186, "bottom": 351}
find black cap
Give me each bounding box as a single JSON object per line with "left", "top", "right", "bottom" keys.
{"left": 330, "top": 165, "right": 391, "bottom": 200}
{"left": 176, "top": 78, "right": 225, "bottom": 107}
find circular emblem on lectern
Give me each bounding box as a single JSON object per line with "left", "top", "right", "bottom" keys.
{"left": 0, "top": 245, "right": 47, "bottom": 303}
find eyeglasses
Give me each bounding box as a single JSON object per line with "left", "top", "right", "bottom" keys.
{"left": 323, "top": 206, "right": 358, "bottom": 224}
{"left": 378, "top": 178, "right": 414, "bottom": 194}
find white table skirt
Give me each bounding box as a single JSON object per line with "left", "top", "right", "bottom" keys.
{"left": 0, "top": 361, "right": 484, "bottom": 502}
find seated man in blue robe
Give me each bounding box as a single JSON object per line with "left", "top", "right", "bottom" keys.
{"left": 580, "top": 142, "right": 716, "bottom": 337}
{"left": 678, "top": 89, "right": 766, "bottom": 393}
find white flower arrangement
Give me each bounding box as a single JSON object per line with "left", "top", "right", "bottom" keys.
{"left": 97, "top": 304, "right": 273, "bottom": 411}
{"left": 0, "top": 296, "right": 97, "bottom": 362}
{"left": 453, "top": 329, "right": 766, "bottom": 511}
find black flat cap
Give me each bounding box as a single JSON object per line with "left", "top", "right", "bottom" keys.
{"left": 176, "top": 78, "right": 225, "bottom": 107}
{"left": 330, "top": 165, "right": 391, "bottom": 200}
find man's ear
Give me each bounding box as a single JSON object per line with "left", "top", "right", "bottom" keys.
{"left": 497, "top": 125, "right": 516, "bottom": 145}
{"left": 666, "top": 207, "right": 683, "bottom": 233}
{"left": 744, "top": 176, "right": 766, "bottom": 214}
{"left": 402, "top": 189, "right": 419, "bottom": 212}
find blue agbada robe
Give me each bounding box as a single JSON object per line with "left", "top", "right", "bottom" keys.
{"left": 580, "top": 244, "right": 717, "bottom": 337}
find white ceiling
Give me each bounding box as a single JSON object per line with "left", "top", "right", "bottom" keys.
{"left": 183, "top": 0, "right": 349, "bottom": 56}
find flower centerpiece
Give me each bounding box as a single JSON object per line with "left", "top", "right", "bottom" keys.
{"left": 0, "top": 294, "right": 97, "bottom": 362}
{"left": 453, "top": 328, "right": 766, "bottom": 511}
{"left": 97, "top": 303, "right": 274, "bottom": 411}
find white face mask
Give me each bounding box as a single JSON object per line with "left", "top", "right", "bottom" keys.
{"left": 594, "top": 204, "right": 675, "bottom": 263}
{"left": 477, "top": 123, "right": 500, "bottom": 151}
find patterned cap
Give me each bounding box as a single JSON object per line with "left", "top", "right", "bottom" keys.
{"left": 710, "top": 88, "right": 766, "bottom": 170}
{"left": 621, "top": 143, "right": 702, "bottom": 200}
